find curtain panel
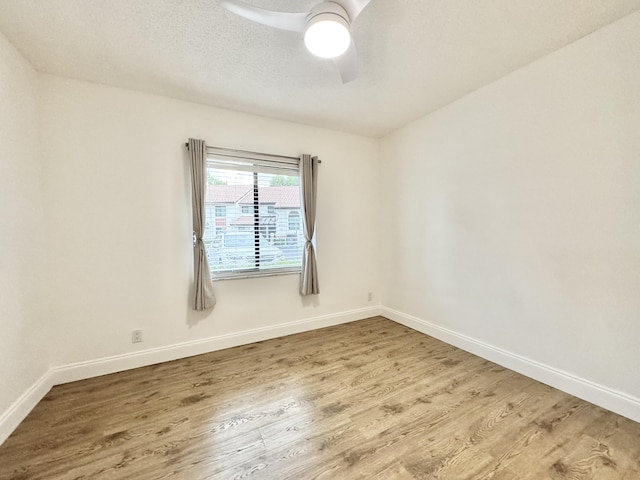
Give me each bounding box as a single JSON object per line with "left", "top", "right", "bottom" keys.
{"left": 188, "top": 138, "right": 216, "bottom": 310}
{"left": 299, "top": 154, "right": 320, "bottom": 295}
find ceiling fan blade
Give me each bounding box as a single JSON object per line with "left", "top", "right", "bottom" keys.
{"left": 221, "top": 0, "right": 308, "bottom": 32}
{"left": 339, "top": 0, "right": 371, "bottom": 22}
{"left": 333, "top": 41, "right": 358, "bottom": 83}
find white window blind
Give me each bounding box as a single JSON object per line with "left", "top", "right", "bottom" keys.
{"left": 204, "top": 148, "right": 304, "bottom": 279}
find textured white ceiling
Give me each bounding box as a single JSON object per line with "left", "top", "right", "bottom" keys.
{"left": 1, "top": 0, "right": 639, "bottom": 137}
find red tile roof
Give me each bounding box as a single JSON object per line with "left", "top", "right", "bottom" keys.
{"left": 206, "top": 185, "right": 252, "bottom": 204}
{"left": 239, "top": 186, "right": 300, "bottom": 208}
{"left": 207, "top": 185, "right": 300, "bottom": 208}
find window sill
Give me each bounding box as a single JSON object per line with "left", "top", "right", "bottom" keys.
{"left": 211, "top": 267, "right": 301, "bottom": 282}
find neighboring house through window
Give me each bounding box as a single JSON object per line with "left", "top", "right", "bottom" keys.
{"left": 204, "top": 150, "right": 304, "bottom": 279}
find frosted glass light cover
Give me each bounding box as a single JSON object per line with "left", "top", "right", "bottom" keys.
{"left": 304, "top": 17, "right": 351, "bottom": 58}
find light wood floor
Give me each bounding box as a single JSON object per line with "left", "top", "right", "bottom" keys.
{"left": 1, "top": 317, "right": 639, "bottom": 479}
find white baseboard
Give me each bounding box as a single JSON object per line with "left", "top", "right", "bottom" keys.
{"left": 5, "top": 303, "right": 637, "bottom": 448}
{"left": 0, "top": 305, "right": 381, "bottom": 446}
{"left": 0, "top": 371, "right": 54, "bottom": 446}
{"left": 50, "top": 306, "right": 382, "bottom": 386}
{"left": 382, "top": 307, "right": 640, "bottom": 424}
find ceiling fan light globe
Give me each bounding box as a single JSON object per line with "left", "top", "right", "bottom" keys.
{"left": 304, "top": 15, "right": 351, "bottom": 59}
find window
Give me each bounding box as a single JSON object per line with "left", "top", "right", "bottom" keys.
{"left": 288, "top": 211, "right": 301, "bottom": 231}
{"left": 205, "top": 150, "right": 304, "bottom": 279}
{"left": 215, "top": 205, "right": 226, "bottom": 217}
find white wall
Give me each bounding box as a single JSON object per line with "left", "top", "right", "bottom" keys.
{"left": 4, "top": 7, "right": 640, "bottom": 444}
{"left": 381, "top": 10, "right": 640, "bottom": 406}
{"left": 40, "top": 76, "right": 380, "bottom": 367}
{"left": 0, "top": 33, "right": 48, "bottom": 424}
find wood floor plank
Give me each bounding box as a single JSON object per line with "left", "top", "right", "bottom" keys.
{"left": 1, "top": 316, "right": 639, "bottom": 479}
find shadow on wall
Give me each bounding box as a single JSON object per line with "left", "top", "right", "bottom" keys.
{"left": 301, "top": 293, "right": 320, "bottom": 309}
{"left": 186, "top": 292, "right": 212, "bottom": 327}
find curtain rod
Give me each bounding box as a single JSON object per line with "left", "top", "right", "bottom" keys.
{"left": 184, "top": 143, "right": 321, "bottom": 164}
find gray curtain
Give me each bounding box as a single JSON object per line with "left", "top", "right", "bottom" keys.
{"left": 188, "top": 138, "right": 216, "bottom": 310}
{"left": 299, "top": 154, "right": 320, "bottom": 295}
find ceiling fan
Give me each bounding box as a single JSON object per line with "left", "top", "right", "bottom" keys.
{"left": 220, "top": 0, "right": 372, "bottom": 83}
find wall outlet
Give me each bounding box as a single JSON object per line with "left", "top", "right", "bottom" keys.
{"left": 132, "top": 329, "right": 142, "bottom": 343}
{"left": 367, "top": 292, "right": 373, "bottom": 302}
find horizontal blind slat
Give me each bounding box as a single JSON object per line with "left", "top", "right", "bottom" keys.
{"left": 204, "top": 155, "right": 304, "bottom": 280}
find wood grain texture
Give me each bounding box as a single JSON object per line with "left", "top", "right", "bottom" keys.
{"left": 1, "top": 317, "right": 639, "bottom": 479}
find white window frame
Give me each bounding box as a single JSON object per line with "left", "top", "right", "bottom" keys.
{"left": 206, "top": 148, "right": 303, "bottom": 280}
